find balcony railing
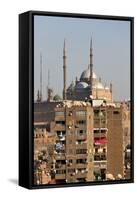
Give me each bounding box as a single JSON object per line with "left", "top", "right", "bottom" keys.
{"left": 94, "top": 123, "right": 107, "bottom": 128}
{"left": 76, "top": 143, "right": 87, "bottom": 149}
{"left": 76, "top": 154, "right": 88, "bottom": 159}
{"left": 94, "top": 161, "right": 107, "bottom": 169}
{"left": 55, "top": 163, "right": 66, "bottom": 169}
{"left": 94, "top": 155, "right": 107, "bottom": 161}
{"left": 76, "top": 163, "right": 87, "bottom": 168}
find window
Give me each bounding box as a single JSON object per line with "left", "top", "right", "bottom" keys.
{"left": 56, "top": 170, "right": 66, "bottom": 174}
{"left": 94, "top": 110, "right": 106, "bottom": 117}
{"left": 101, "top": 129, "right": 106, "bottom": 133}
{"left": 95, "top": 148, "right": 98, "bottom": 153}
{"left": 101, "top": 120, "right": 106, "bottom": 124}
{"left": 76, "top": 159, "right": 87, "bottom": 164}
{"left": 56, "top": 160, "right": 66, "bottom": 166}
{"left": 76, "top": 120, "right": 86, "bottom": 125}
{"left": 77, "top": 140, "right": 84, "bottom": 144}
{"left": 94, "top": 129, "right": 99, "bottom": 134}
{"left": 103, "top": 148, "right": 106, "bottom": 153}
{"left": 56, "top": 121, "right": 65, "bottom": 125}
{"left": 56, "top": 131, "right": 66, "bottom": 136}
{"left": 68, "top": 169, "right": 75, "bottom": 173}
{"left": 77, "top": 168, "right": 86, "bottom": 173}
{"left": 79, "top": 130, "right": 86, "bottom": 134}
{"left": 94, "top": 155, "right": 106, "bottom": 161}
{"left": 94, "top": 110, "right": 99, "bottom": 115}
{"left": 76, "top": 149, "right": 87, "bottom": 154}
{"left": 124, "top": 127, "right": 128, "bottom": 136}
{"left": 94, "top": 129, "right": 106, "bottom": 134}
{"left": 113, "top": 111, "right": 120, "bottom": 114}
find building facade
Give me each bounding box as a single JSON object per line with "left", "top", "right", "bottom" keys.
{"left": 54, "top": 101, "right": 94, "bottom": 183}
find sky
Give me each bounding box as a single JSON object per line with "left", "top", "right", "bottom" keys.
{"left": 34, "top": 15, "right": 131, "bottom": 101}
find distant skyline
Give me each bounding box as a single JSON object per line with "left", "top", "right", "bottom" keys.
{"left": 34, "top": 15, "right": 130, "bottom": 101}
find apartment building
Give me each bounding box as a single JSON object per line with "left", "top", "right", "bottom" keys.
{"left": 53, "top": 101, "right": 94, "bottom": 183}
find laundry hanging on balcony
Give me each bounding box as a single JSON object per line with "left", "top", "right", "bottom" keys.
{"left": 94, "top": 137, "right": 107, "bottom": 145}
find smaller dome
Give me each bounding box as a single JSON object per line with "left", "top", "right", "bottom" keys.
{"left": 67, "top": 81, "right": 75, "bottom": 91}
{"left": 75, "top": 82, "right": 88, "bottom": 89}
{"left": 53, "top": 94, "right": 62, "bottom": 101}
{"left": 96, "top": 82, "right": 104, "bottom": 89}
{"left": 105, "top": 86, "right": 109, "bottom": 90}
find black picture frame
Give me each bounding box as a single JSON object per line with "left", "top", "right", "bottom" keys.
{"left": 19, "top": 10, "right": 134, "bottom": 189}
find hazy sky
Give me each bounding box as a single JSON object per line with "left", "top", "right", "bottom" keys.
{"left": 34, "top": 15, "right": 130, "bottom": 101}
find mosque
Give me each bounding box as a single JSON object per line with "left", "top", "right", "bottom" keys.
{"left": 64, "top": 38, "right": 113, "bottom": 102}
{"left": 66, "top": 66, "right": 112, "bottom": 102}
{"left": 37, "top": 38, "right": 113, "bottom": 103}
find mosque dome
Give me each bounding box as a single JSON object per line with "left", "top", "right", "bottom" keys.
{"left": 80, "top": 68, "right": 97, "bottom": 80}
{"left": 53, "top": 94, "right": 62, "bottom": 101}
{"left": 75, "top": 82, "right": 88, "bottom": 89}
{"left": 104, "top": 86, "right": 109, "bottom": 90}
{"left": 67, "top": 81, "right": 75, "bottom": 91}
{"left": 96, "top": 82, "right": 104, "bottom": 89}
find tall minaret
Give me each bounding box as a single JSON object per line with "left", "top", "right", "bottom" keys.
{"left": 110, "top": 82, "right": 113, "bottom": 101}
{"left": 89, "top": 37, "right": 93, "bottom": 96}
{"left": 40, "top": 52, "right": 42, "bottom": 101}
{"left": 63, "top": 39, "right": 67, "bottom": 100}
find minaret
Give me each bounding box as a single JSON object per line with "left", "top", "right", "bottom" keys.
{"left": 47, "top": 69, "right": 53, "bottom": 102}
{"left": 110, "top": 82, "right": 113, "bottom": 102}
{"left": 89, "top": 37, "right": 93, "bottom": 96}
{"left": 110, "top": 82, "right": 112, "bottom": 93}
{"left": 63, "top": 39, "right": 67, "bottom": 100}
{"left": 37, "top": 90, "right": 40, "bottom": 102}
{"left": 40, "top": 52, "right": 42, "bottom": 101}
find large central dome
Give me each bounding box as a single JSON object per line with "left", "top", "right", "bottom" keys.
{"left": 80, "top": 68, "right": 97, "bottom": 80}
{"left": 75, "top": 82, "right": 88, "bottom": 89}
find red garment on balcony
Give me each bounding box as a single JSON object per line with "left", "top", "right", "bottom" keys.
{"left": 94, "top": 137, "right": 107, "bottom": 145}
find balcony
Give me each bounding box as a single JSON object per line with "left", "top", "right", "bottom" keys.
{"left": 94, "top": 155, "right": 107, "bottom": 161}
{"left": 94, "top": 128, "right": 108, "bottom": 138}
{"left": 94, "top": 161, "right": 107, "bottom": 169}
{"left": 94, "top": 122, "right": 107, "bottom": 129}
{"left": 94, "top": 115, "right": 106, "bottom": 120}
{"left": 55, "top": 163, "right": 66, "bottom": 169}
{"left": 76, "top": 154, "right": 88, "bottom": 159}
{"left": 94, "top": 137, "right": 107, "bottom": 146}
{"left": 94, "top": 110, "right": 106, "bottom": 120}
{"left": 76, "top": 163, "right": 87, "bottom": 168}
